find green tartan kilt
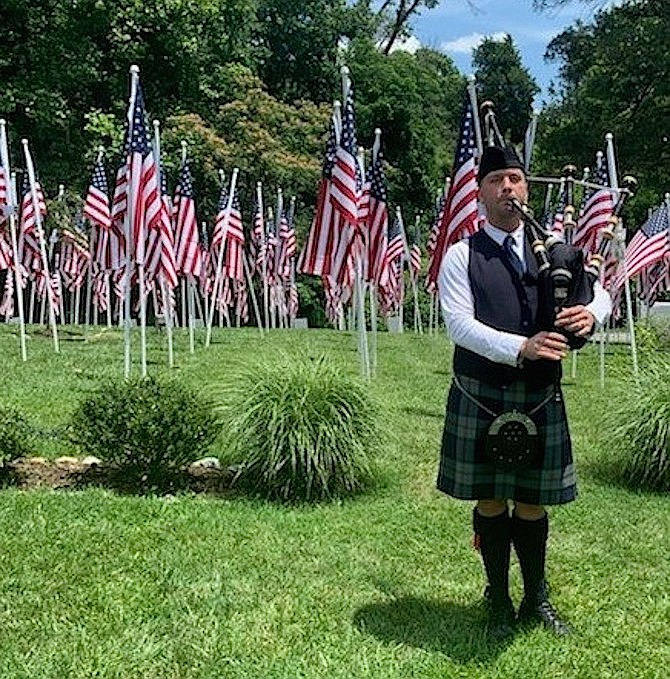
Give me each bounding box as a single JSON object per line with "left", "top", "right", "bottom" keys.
{"left": 437, "top": 374, "right": 576, "bottom": 505}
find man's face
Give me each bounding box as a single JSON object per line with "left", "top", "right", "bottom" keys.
{"left": 478, "top": 168, "right": 529, "bottom": 228}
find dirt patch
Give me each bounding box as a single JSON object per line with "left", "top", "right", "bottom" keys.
{"left": 4, "top": 457, "right": 236, "bottom": 496}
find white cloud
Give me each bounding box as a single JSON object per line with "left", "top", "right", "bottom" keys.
{"left": 441, "top": 31, "right": 507, "bottom": 54}
{"left": 386, "top": 35, "right": 422, "bottom": 55}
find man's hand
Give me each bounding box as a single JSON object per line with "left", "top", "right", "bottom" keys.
{"left": 519, "top": 331, "right": 569, "bottom": 362}
{"left": 554, "top": 305, "right": 596, "bottom": 337}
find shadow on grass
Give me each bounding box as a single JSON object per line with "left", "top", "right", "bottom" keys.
{"left": 401, "top": 405, "right": 444, "bottom": 419}
{"left": 580, "top": 455, "right": 669, "bottom": 496}
{"left": 353, "top": 595, "right": 511, "bottom": 663}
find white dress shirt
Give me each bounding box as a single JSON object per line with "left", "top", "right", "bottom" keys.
{"left": 438, "top": 222, "right": 612, "bottom": 367}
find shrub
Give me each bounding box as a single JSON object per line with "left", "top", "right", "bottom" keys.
{"left": 0, "top": 406, "right": 34, "bottom": 464}
{"left": 219, "top": 355, "right": 378, "bottom": 502}
{"left": 69, "top": 376, "right": 220, "bottom": 489}
{"left": 602, "top": 356, "right": 670, "bottom": 492}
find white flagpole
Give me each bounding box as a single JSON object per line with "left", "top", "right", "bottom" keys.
{"left": 256, "top": 181, "right": 269, "bottom": 330}
{"left": 340, "top": 66, "right": 369, "bottom": 379}
{"left": 606, "top": 132, "right": 638, "bottom": 379}
{"left": 21, "top": 139, "right": 59, "bottom": 352}
{"left": 152, "top": 120, "right": 174, "bottom": 368}
{"left": 0, "top": 120, "right": 27, "bottom": 360}
{"left": 242, "top": 250, "right": 263, "bottom": 335}
{"left": 123, "top": 66, "right": 140, "bottom": 378}
{"left": 206, "top": 167, "right": 239, "bottom": 347}
{"left": 266, "top": 206, "right": 276, "bottom": 330}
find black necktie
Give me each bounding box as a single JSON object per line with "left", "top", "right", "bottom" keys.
{"left": 503, "top": 235, "right": 525, "bottom": 277}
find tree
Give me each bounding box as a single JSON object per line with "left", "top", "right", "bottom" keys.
{"left": 537, "top": 0, "right": 669, "bottom": 218}
{"left": 472, "top": 35, "right": 540, "bottom": 145}
{"left": 254, "top": 0, "right": 370, "bottom": 104}
{"left": 0, "top": 0, "right": 259, "bottom": 191}
{"left": 347, "top": 39, "right": 464, "bottom": 213}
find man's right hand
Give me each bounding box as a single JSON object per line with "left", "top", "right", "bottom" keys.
{"left": 519, "top": 331, "right": 569, "bottom": 362}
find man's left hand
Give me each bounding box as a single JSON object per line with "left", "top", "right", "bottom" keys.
{"left": 554, "top": 305, "right": 595, "bottom": 337}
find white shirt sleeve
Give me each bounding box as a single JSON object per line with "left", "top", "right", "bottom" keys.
{"left": 586, "top": 279, "right": 612, "bottom": 324}
{"left": 438, "top": 241, "right": 527, "bottom": 367}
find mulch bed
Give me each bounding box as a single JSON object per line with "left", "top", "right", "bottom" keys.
{"left": 3, "top": 457, "right": 236, "bottom": 496}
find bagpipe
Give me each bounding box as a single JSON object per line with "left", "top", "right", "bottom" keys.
{"left": 479, "top": 101, "right": 637, "bottom": 349}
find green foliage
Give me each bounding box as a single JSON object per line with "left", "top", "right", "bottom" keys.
{"left": 473, "top": 35, "right": 540, "bottom": 144}
{"left": 69, "top": 376, "right": 220, "bottom": 488}
{"left": 219, "top": 355, "right": 378, "bottom": 502}
{"left": 0, "top": 406, "right": 34, "bottom": 463}
{"left": 603, "top": 355, "right": 670, "bottom": 492}
{"left": 348, "top": 39, "right": 463, "bottom": 211}
{"left": 538, "top": 0, "right": 669, "bottom": 221}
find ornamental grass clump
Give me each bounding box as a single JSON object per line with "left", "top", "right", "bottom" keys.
{"left": 69, "top": 376, "right": 220, "bottom": 490}
{"left": 220, "top": 355, "right": 378, "bottom": 502}
{"left": 603, "top": 356, "right": 670, "bottom": 492}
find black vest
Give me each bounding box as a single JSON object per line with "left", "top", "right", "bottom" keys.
{"left": 453, "top": 229, "right": 560, "bottom": 388}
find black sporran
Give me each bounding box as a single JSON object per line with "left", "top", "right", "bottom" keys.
{"left": 484, "top": 409, "right": 539, "bottom": 471}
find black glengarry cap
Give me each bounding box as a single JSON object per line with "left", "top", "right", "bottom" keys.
{"left": 478, "top": 145, "right": 526, "bottom": 183}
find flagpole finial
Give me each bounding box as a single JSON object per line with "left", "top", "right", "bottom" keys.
{"left": 333, "top": 100, "right": 341, "bottom": 110}
{"left": 130, "top": 64, "right": 140, "bottom": 75}
{"left": 218, "top": 169, "right": 225, "bottom": 183}
{"left": 153, "top": 119, "right": 160, "bottom": 131}
{"left": 340, "top": 65, "right": 350, "bottom": 77}
{"left": 605, "top": 132, "right": 614, "bottom": 142}
{"left": 21, "top": 138, "right": 28, "bottom": 148}
{"left": 467, "top": 74, "right": 476, "bottom": 85}
{"left": 374, "top": 128, "right": 381, "bottom": 137}
{"left": 256, "top": 181, "right": 262, "bottom": 190}
{"left": 58, "top": 184, "right": 65, "bottom": 197}
{"left": 0, "top": 118, "right": 5, "bottom": 127}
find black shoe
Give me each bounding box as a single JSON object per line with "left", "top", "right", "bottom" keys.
{"left": 484, "top": 588, "right": 516, "bottom": 641}
{"left": 517, "top": 595, "right": 572, "bottom": 636}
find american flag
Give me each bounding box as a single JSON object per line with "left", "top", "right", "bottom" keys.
{"left": 0, "top": 230, "right": 12, "bottom": 271}
{"left": 276, "top": 209, "right": 296, "bottom": 280}
{"left": 60, "top": 211, "right": 91, "bottom": 291}
{"left": 366, "top": 147, "right": 388, "bottom": 285}
{"left": 212, "top": 181, "right": 245, "bottom": 282}
{"left": 573, "top": 158, "right": 615, "bottom": 255}
{"left": 638, "top": 258, "right": 670, "bottom": 306}
{"left": 426, "top": 96, "right": 478, "bottom": 291}
{"left": 330, "top": 85, "right": 360, "bottom": 226}
{"left": 329, "top": 85, "right": 365, "bottom": 285}
{"left": 234, "top": 278, "right": 249, "bottom": 325}
{"left": 0, "top": 156, "right": 8, "bottom": 223}
{"left": 613, "top": 204, "right": 670, "bottom": 290}
{"left": 386, "top": 213, "right": 406, "bottom": 265}
{"left": 322, "top": 275, "right": 343, "bottom": 325}
{"left": 83, "top": 156, "right": 112, "bottom": 270}
{"left": 124, "top": 81, "right": 161, "bottom": 266}
{"left": 83, "top": 157, "right": 111, "bottom": 232}
{"left": 299, "top": 116, "right": 338, "bottom": 276}
{"left": 410, "top": 239, "right": 422, "bottom": 278}
{"left": 145, "top": 167, "right": 178, "bottom": 290}
{"left": 378, "top": 214, "right": 405, "bottom": 314}
{"left": 198, "top": 221, "right": 214, "bottom": 296}
{"left": 18, "top": 173, "right": 47, "bottom": 273}
{"left": 173, "top": 159, "right": 201, "bottom": 277}
{"left": 108, "top": 162, "right": 128, "bottom": 270}
{"left": 250, "top": 199, "right": 264, "bottom": 275}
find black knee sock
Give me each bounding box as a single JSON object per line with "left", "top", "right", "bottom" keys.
{"left": 511, "top": 512, "right": 549, "bottom": 602}
{"left": 473, "top": 508, "right": 511, "bottom": 603}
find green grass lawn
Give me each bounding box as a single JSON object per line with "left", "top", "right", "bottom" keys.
{"left": 0, "top": 324, "right": 667, "bottom": 678}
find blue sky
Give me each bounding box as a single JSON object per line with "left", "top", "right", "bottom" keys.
{"left": 398, "top": 0, "right": 623, "bottom": 105}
